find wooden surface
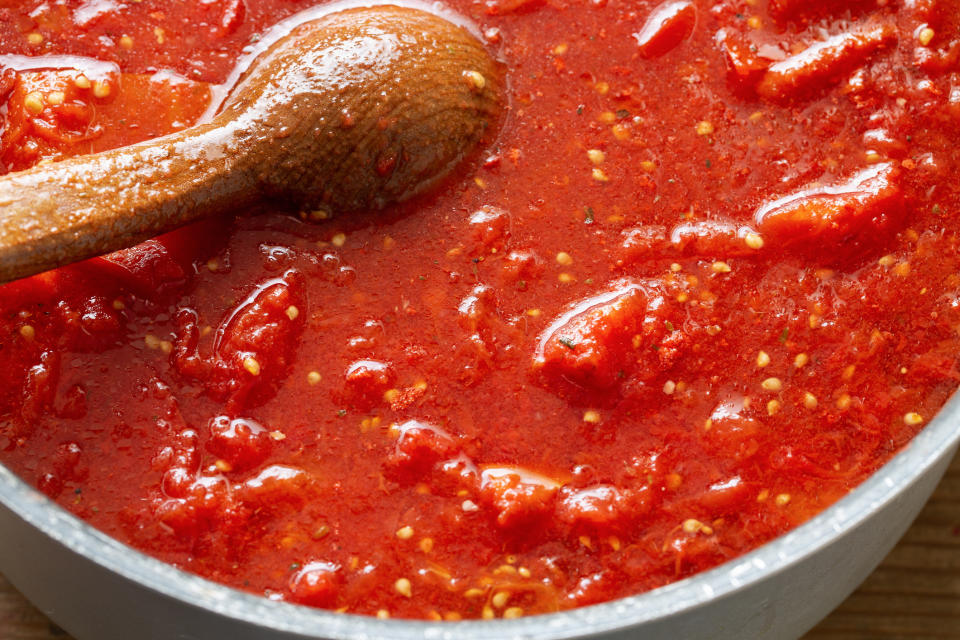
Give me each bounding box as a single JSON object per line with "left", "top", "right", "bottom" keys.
{"left": 1, "top": 452, "right": 958, "bottom": 639}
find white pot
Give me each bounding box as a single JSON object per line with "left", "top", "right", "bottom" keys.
{"left": 1, "top": 393, "right": 958, "bottom": 640}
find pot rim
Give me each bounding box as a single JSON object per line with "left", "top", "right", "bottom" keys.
{"left": 2, "top": 392, "right": 959, "bottom": 640}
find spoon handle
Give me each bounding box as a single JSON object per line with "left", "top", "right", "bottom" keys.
{"left": 0, "top": 5, "right": 501, "bottom": 285}
{"left": 0, "top": 122, "right": 253, "bottom": 284}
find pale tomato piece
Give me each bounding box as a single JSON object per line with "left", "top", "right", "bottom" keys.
{"left": 696, "top": 476, "right": 755, "bottom": 514}
{"left": 556, "top": 484, "right": 652, "bottom": 534}
{"left": 479, "top": 466, "right": 560, "bottom": 528}
{"left": 210, "top": 270, "right": 306, "bottom": 409}
{"left": 533, "top": 283, "right": 647, "bottom": 389}
{"left": 754, "top": 163, "right": 904, "bottom": 254}
{"left": 757, "top": 21, "right": 897, "bottom": 101}
{"left": 468, "top": 205, "right": 511, "bottom": 255}
{"left": 238, "top": 464, "right": 313, "bottom": 508}
{"left": 619, "top": 226, "right": 670, "bottom": 263}
{"left": 288, "top": 562, "right": 341, "bottom": 608}
{"left": 206, "top": 416, "right": 272, "bottom": 472}
{"left": 383, "top": 420, "right": 457, "bottom": 482}
{"left": 342, "top": 359, "right": 395, "bottom": 408}
{"left": 86, "top": 239, "right": 187, "bottom": 297}
{"left": 715, "top": 29, "right": 770, "bottom": 95}
{"left": 768, "top": 0, "right": 877, "bottom": 22}
{"left": 83, "top": 218, "right": 226, "bottom": 298}
{"left": 670, "top": 221, "right": 758, "bottom": 257}
{"left": 634, "top": 1, "right": 697, "bottom": 59}
{"left": 1, "top": 69, "right": 210, "bottom": 172}
{"left": 483, "top": 0, "right": 544, "bottom": 16}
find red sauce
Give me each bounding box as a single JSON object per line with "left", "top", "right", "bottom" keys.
{"left": 2, "top": 0, "right": 960, "bottom": 621}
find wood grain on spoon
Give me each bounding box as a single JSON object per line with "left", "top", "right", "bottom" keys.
{"left": 0, "top": 5, "right": 501, "bottom": 284}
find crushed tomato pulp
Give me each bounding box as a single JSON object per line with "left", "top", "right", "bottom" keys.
{"left": 2, "top": 0, "right": 960, "bottom": 622}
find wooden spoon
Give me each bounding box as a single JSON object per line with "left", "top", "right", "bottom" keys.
{"left": 0, "top": 5, "right": 501, "bottom": 284}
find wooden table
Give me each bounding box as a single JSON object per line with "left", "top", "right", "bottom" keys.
{"left": 2, "top": 452, "right": 959, "bottom": 639}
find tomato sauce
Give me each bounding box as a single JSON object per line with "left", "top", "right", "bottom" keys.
{"left": 1, "top": 0, "right": 959, "bottom": 621}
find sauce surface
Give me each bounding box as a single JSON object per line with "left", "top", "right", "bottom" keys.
{"left": 1, "top": 0, "right": 959, "bottom": 621}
